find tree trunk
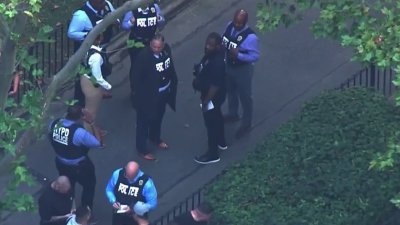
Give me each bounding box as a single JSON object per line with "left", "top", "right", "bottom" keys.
{"left": 0, "top": 39, "right": 16, "bottom": 110}
{"left": 0, "top": 0, "right": 153, "bottom": 174}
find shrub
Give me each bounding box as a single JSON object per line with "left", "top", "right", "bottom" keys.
{"left": 204, "top": 88, "right": 400, "bottom": 225}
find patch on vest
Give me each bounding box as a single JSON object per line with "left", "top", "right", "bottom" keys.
{"left": 136, "top": 17, "right": 157, "bottom": 28}
{"left": 117, "top": 183, "right": 140, "bottom": 197}
{"left": 52, "top": 127, "right": 70, "bottom": 146}
{"left": 237, "top": 35, "right": 243, "bottom": 42}
{"left": 155, "top": 57, "right": 171, "bottom": 72}
{"left": 222, "top": 36, "right": 238, "bottom": 50}
{"left": 151, "top": 7, "right": 156, "bottom": 13}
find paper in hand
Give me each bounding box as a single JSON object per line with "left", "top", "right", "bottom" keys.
{"left": 200, "top": 101, "right": 214, "bottom": 111}
{"left": 117, "top": 205, "right": 129, "bottom": 213}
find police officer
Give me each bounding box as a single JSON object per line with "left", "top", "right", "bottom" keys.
{"left": 68, "top": 0, "right": 116, "bottom": 51}
{"left": 193, "top": 32, "right": 227, "bottom": 164}
{"left": 38, "top": 176, "right": 74, "bottom": 225}
{"left": 80, "top": 34, "right": 112, "bottom": 143}
{"left": 131, "top": 34, "right": 178, "bottom": 160}
{"left": 222, "top": 9, "right": 260, "bottom": 138}
{"left": 48, "top": 105, "right": 102, "bottom": 211}
{"left": 68, "top": 0, "right": 116, "bottom": 106}
{"left": 106, "top": 161, "right": 158, "bottom": 225}
{"left": 121, "top": 1, "right": 165, "bottom": 97}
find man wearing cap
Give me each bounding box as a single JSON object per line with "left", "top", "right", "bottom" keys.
{"left": 105, "top": 161, "right": 158, "bottom": 225}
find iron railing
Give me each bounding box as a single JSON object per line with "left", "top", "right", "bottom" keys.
{"left": 149, "top": 65, "right": 398, "bottom": 225}
{"left": 9, "top": 0, "right": 399, "bottom": 223}
{"left": 13, "top": 0, "right": 166, "bottom": 104}
{"left": 338, "top": 64, "right": 396, "bottom": 96}
{"left": 151, "top": 189, "right": 203, "bottom": 225}
{"left": 14, "top": 0, "right": 127, "bottom": 104}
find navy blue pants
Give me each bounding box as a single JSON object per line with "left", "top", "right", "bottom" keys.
{"left": 55, "top": 157, "right": 96, "bottom": 209}
{"left": 135, "top": 91, "right": 168, "bottom": 154}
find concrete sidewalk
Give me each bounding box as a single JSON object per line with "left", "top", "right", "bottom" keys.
{"left": 4, "top": 0, "right": 362, "bottom": 224}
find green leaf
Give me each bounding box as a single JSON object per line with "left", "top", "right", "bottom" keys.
{"left": 127, "top": 39, "right": 145, "bottom": 48}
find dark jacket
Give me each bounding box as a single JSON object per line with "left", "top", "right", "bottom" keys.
{"left": 193, "top": 50, "right": 226, "bottom": 107}
{"left": 132, "top": 44, "right": 178, "bottom": 117}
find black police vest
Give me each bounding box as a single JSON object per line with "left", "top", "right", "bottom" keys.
{"left": 74, "top": 2, "right": 113, "bottom": 51}
{"left": 49, "top": 119, "right": 89, "bottom": 159}
{"left": 113, "top": 169, "right": 149, "bottom": 205}
{"left": 222, "top": 22, "right": 255, "bottom": 66}
{"left": 86, "top": 47, "right": 113, "bottom": 78}
{"left": 129, "top": 4, "right": 158, "bottom": 44}
{"left": 155, "top": 50, "right": 172, "bottom": 89}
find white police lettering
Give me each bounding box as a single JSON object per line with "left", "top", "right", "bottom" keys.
{"left": 148, "top": 16, "right": 157, "bottom": 26}
{"left": 222, "top": 36, "right": 229, "bottom": 48}
{"left": 228, "top": 42, "right": 237, "bottom": 49}
{"left": 156, "top": 62, "right": 164, "bottom": 72}
{"left": 164, "top": 58, "right": 171, "bottom": 69}
{"left": 118, "top": 183, "right": 128, "bottom": 195}
{"left": 52, "top": 127, "right": 70, "bottom": 145}
{"left": 136, "top": 18, "right": 147, "bottom": 27}
{"left": 128, "top": 186, "right": 139, "bottom": 197}
{"left": 156, "top": 58, "right": 171, "bottom": 72}
{"left": 222, "top": 36, "right": 238, "bottom": 50}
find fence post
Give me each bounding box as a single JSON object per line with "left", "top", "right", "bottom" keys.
{"left": 370, "top": 64, "right": 376, "bottom": 87}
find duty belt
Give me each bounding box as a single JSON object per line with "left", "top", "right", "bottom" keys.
{"left": 56, "top": 155, "right": 86, "bottom": 166}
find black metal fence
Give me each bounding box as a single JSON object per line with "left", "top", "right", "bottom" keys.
{"left": 13, "top": 0, "right": 128, "bottom": 103}
{"left": 149, "top": 65, "right": 398, "bottom": 225}
{"left": 338, "top": 64, "right": 396, "bottom": 96}
{"left": 151, "top": 189, "right": 203, "bottom": 225}
{"left": 9, "top": 1, "right": 399, "bottom": 224}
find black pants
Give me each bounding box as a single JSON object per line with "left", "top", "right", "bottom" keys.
{"left": 203, "top": 106, "right": 226, "bottom": 158}
{"left": 55, "top": 157, "right": 96, "bottom": 209}
{"left": 129, "top": 46, "right": 146, "bottom": 92}
{"left": 135, "top": 91, "right": 168, "bottom": 155}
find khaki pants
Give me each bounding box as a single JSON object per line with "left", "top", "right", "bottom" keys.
{"left": 80, "top": 75, "right": 103, "bottom": 133}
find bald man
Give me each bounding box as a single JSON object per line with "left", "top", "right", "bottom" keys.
{"left": 38, "top": 176, "right": 74, "bottom": 225}
{"left": 222, "top": 9, "right": 260, "bottom": 139}
{"left": 105, "top": 161, "right": 158, "bottom": 225}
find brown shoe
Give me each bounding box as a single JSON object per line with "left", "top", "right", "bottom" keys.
{"left": 223, "top": 114, "right": 240, "bottom": 123}
{"left": 140, "top": 153, "right": 156, "bottom": 161}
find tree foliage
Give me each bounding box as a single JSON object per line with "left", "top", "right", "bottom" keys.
{"left": 257, "top": 0, "right": 400, "bottom": 101}
{"left": 256, "top": 0, "right": 400, "bottom": 209}
{"left": 0, "top": 0, "right": 153, "bottom": 219}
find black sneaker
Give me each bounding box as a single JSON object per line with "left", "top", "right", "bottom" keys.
{"left": 194, "top": 154, "right": 220, "bottom": 164}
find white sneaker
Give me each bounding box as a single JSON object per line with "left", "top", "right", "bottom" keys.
{"left": 218, "top": 145, "right": 228, "bottom": 150}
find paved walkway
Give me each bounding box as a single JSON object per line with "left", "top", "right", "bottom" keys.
{"left": 4, "top": 0, "right": 362, "bottom": 224}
